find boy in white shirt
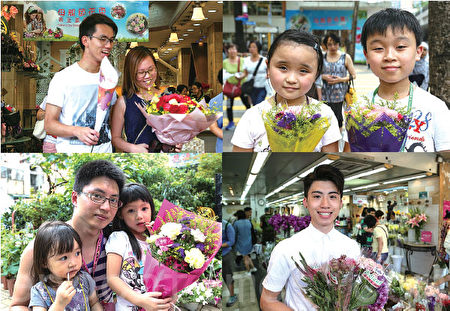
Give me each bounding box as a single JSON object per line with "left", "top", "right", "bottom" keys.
{"left": 361, "top": 8, "right": 450, "bottom": 152}
{"left": 260, "top": 165, "right": 360, "bottom": 311}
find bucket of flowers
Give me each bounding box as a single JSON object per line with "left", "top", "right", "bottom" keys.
{"left": 136, "top": 92, "right": 220, "bottom": 145}
{"left": 143, "top": 200, "right": 221, "bottom": 299}
{"left": 262, "top": 98, "right": 331, "bottom": 152}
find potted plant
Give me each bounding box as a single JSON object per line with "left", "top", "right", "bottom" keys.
{"left": 1, "top": 223, "right": 36, "bottom": 296}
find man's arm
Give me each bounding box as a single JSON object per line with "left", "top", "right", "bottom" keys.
{"left": 10, "top": 243, "right": 34, "bottom": 310}
{"left": 44, "top": 103, "right": 99, "bottom": 145}
{"left": 260, "top": 288, "right": 293, "bottom": 311}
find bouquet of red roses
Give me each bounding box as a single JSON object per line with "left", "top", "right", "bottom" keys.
{"left": 136, "top": 93, "right": 220, "bottom": 145}
{"left": 143, "top": 200, "right": 221, "bottom": 298}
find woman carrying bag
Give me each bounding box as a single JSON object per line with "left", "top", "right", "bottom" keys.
{"left": 241, "top": 41, "right": 268, "bottom": 106}
{"left": 223, "top": 43, "right": 248, "bottom": 131}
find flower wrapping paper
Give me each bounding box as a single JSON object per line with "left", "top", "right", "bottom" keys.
{"left": 143, "top": 200, "right": 221, "bottom": 298}
{"left": 346, "top": 113, "right": 410, "bottom": 152}
{"left": 263, "top": 114, "right": 330, "bottom": 152}
{"left": 95, "top": 56, "right": 118, "bottom": 132}
{"left": 138, "top": 99, "right": 220, "bottom": 145}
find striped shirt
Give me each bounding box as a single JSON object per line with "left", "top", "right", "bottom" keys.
{"left": 83, "top": 235, "right": 113, "bottom": 303}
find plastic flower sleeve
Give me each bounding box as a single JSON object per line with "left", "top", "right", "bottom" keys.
{"left": 95, "top": 56, "right": 118, "bottom": 133}
{"left": 143, "top": 200, "right": 221, "bottom": 298}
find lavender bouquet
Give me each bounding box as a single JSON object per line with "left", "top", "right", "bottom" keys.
{"left": 268, "top": 214, "right": 310, "bottom": 234}
{"left": 262, "top": 98, "right": 330, "bottom": 152}
{"left": 294, "top": 253, "right": 388, "bottom": 311}
{"left": 345, "top": 95, "right": 412, "bottom": 152}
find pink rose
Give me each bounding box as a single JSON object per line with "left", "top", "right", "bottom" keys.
{"left": 155, "top": 236, "right": 174, "bottom": 252}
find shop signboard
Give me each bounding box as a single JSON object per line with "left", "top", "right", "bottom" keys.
{"left": 23, "top": 1, "right": 149, "bottom": 42}
{"left": 285, "top": 9, "right": 366, "bottom": 62}
{"left": 353, "top": 194, "right": 368, "bottom": 205}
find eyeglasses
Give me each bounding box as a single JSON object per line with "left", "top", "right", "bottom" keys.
{"left": 136, "top": 67, "right": 156, "bottom": 79}
{"left": 89, "top": 35, "right": 118, "bottom": 46}
{"left": 81, "top": 192, "right": 122, "bottom": 209}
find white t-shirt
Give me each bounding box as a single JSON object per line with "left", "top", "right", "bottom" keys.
{"left": 231, "top": 96, "right": 341, "bottom": 151}
{"left": 39, "top": 96, "right": 57, "bottom": 145}
{"left": 262, "top": 224, "right": 360, "bottom": 311}
{"left": 243, "top": 56, "right": 268, "bottom": 88}
{"left": 47, "top": 62, "right": 116, "bottom": 153}
{"left": 105, "top": 231, "right": 151, "bottom": 311}
{"left": 371, "top": 86, "right": 450, "bottom": 152}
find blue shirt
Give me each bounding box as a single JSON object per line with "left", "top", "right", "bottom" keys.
{"left": 233, "top": 219, "right": 253, "bottom": 255}
{"left": 222, "top": 220, "right": 235, "bottom": 256}
{"left": 209, "top": 93, "right": 223, "bottom": 152}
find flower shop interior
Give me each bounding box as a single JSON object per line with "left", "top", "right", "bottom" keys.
{"left": 222, "top": 152, "right": 450, "bottom": 310}
{"left": 1, "top": 1, "right": 223, "bottom": 153}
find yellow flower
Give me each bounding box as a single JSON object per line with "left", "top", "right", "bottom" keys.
{"left": 185, "top": 248, "right": 206, "bottom": 269}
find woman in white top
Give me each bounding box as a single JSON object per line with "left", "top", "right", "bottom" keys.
{"left": 242, "top": 41, "right": 268, "bottom": 106}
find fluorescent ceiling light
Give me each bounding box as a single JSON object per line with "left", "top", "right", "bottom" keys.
{"left": 383, "top": 174, "right": 427, "bottom": 185}
{"left": 246, "top": 174, "right": 257, "bottom": 187}
{"left": 345, "top": 166, "right": 388, "bottom": 181}
{"left": 352, "top": 183, "right": 380, "bottom": 191}
{"left": 299, "top": 159, "right": 334, "bottom": 178}
{"left": 251, "top": 153, "right": 269, "bottom": 175}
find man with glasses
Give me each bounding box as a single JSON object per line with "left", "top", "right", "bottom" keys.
{"left": 45, "top": 14, "right": 118, "bottom": 152}
{"left": 11, "top": 160, "right": 126, "bottom": 310}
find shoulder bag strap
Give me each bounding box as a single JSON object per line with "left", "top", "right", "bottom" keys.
{"left": 237, "top": 57, "right": 241, "bottom": 86}
{"left": 252, "top": 57, "right": 264, "bottom": 78}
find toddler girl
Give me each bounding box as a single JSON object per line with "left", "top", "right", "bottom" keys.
{"left": 231, "top": 29, "right": 341, "bottom": 152}
{"left": 29, "top": 221, "right": 102, "bottom": 310}
{"left": 106, "top": 183, "right": 173, "bottom": 310}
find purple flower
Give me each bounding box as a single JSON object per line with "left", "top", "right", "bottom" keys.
{"left": 368, "top": 275, "right": 388, "bottom": 311}
{"left": 276, "top": 112, "right": 296, "bottom": 129}
{"left": 177, "top": 247, "right": 185, "bottom": 258}
{"left": 310, "top": 113, "right": 321, "bottom": 121}
{"left": 196, "top": 243, "right": 205, "bottom": 251}
{"left": 181, "top": 224, "right": 190, "bottom": 232}
{"left": 171, "top": 243, "right": 180, "bottom": 248}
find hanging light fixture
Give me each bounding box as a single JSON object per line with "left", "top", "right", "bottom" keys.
{"left": 191, "top": 3, "right": 205, "bottom": 21}
{"left": 153, "top": 50, "right": 159, "bottom": 60}
{"left": 169, "top": 27, "right": 179, "bottom": 43}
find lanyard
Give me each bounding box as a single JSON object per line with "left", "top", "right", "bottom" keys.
{"left": 44, "top": 279, "right": 87, "bottom": 311}
{"left": 372, "top": 83, "right": 413, "bottom": 108}
{"left": 372, "top": 83, "right": 414, "bottom": 152}
{"left": 82, "top": 230, "right": 103, "bottom": 279}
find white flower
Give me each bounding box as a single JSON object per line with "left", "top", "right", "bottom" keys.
{"left": 184, "top": 248, "right": 206, "bottom": 269}
{"left": 160, "top": 223, "right": 182, "bottom": 240}
{"left": 190, "top": 228, "right": 206, "bottom": 242}
{"left": 147, "top": 234, "right": 159, "bottom": 244}
{"left": 205, "top": 288, "right": 213, "bottom": 298}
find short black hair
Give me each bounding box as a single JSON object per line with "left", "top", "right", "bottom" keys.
{"left": 177, "top": 84, "right": 188, "bottom": 94}
{"left": 112, "top": 183, "right": 155, "bottom": 261}
{"left": 364, "top": 215, "right": 377, "bottom": 229}
{"left": 367, "top": 207, "right": 376, "bottom": 214}
{"left": 323, "top": 33, "right": 341, "bottom": 46}
{"left": 193, "top": 81, "right": 203, "bottom": 89}
{"left": 79, "top": 13, "right": 118, "bottom": 51}
{"left": 249, "top": 40, "right": 262, "bottom": 53}
{"left": 244, "top": 207, "right": 252, "bottom": 212}
{"left": 236, "top": 210, "right": 246, "bottom": 220}
{"left": 33, "top": 221, "right": 82, "bottom": 287}
{"left": 303, "top": 164, "right": 344, "bottom": 198}
{"left": 375, "top": 210, "right": 384, "bottom": 219}
{"left": 73, "top": 160, "right": 125, "bottom": 194}
{"left": 361, "top": 8, "right": 422, "bottom": 52}
{"left": 166, "top": 86, "right": 177, "bottom": 94}
{"left": 268, "top": 29, "right": 323, "bottom": 79}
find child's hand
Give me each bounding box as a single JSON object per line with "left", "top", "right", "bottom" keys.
{"left": 139, "top": 292, "right": 172, "bottom": 311}
{"left": 54, "top": 281, "right": 76, "bottom": 308}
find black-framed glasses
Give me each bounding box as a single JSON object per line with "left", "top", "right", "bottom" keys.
{"left": 89, "top": 35, "right": 118, "bottom": 45}
{"left": 81, "top": 192, "right": 122, "bottom": 208}
{"left": 136, "top": 67, "right": 156, "bottom": 79}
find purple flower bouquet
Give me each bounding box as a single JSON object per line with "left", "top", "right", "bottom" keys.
{"left": 262, "top": 98, "right": 330, "bottom": 152}
{"left": 345, "top": 97, "right": 412, "bottom": 152}
{"left": 268, "top": 214, "right": 310, "bottom": 234}
{"left": 294, "top": 253, "right": 388, "bottom": 311}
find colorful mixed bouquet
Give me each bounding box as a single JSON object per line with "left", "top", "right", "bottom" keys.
{"left": 294, "top": 253, "right": 388, "bottom": 311}
{"left": 268, "top": 214, "right": 311, "bottom": 234}
{"left": 136, "top": 92, "right": 220, "bottom": 145}
{"left": 46, "top": 27, "right": 63, "bottom": 39}
{"left": 345, "top": 95, "right": 412, "bottom": 151}
{"left": 23, "top": 60, "right": 39, "bottom": 72}
{"left": 126, "top": 13, "right": 148, "bottom": 35}
{"left": 110, "top": 4, "right": 126, "bottom": 19}
{"left": 143, "top": 200, "right": 221, "bottom": 298}
{"left": 262, "top": 98, "right": 330, "bottom": 151}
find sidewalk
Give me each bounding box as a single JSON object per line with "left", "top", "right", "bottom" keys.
{"left": 223, "top": 64, "right": 380, "bottom": 152}
{"left": 1, "top": 287, "right": 11, "bottom": 310}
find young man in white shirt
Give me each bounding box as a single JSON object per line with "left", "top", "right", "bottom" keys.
{"left": 260, "top": 165, "right": 360, "bottom": 311}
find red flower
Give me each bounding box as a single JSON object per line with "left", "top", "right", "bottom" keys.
{"left": 169, "top": 104, "right": 188, "bottom": 114}
{"left": 397, "top": 113, "right": 403, "bottom": 121}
